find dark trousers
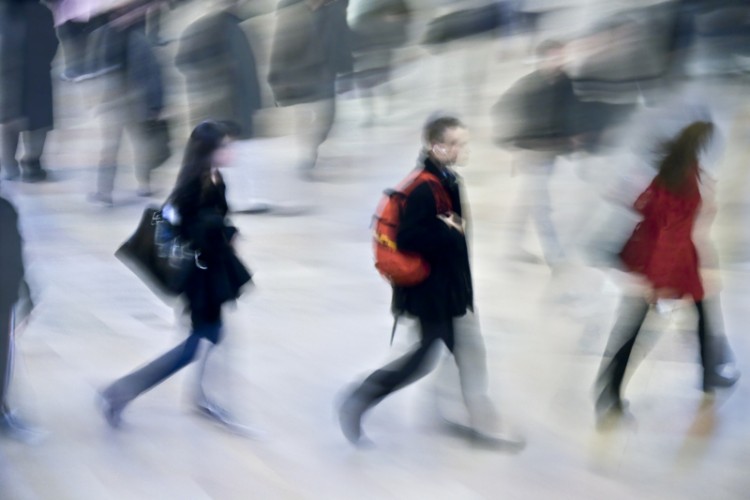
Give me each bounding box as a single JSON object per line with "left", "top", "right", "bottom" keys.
{"left": 360, "top": 318, "right": 455, "bottom": 407}
{"left": 0, "top": 122, "right": 47, "bottom": 176}
{"left": 352, "top": 313, "right": 497, "bottom": 433}
{"left": 0, "top": 305, "right": 11, "bottom": 415}
{"left": 596, "top": 297, "right": 711, "bottom": 410}
{"left": 104, "top": 322, "right": 222, "bottom": 408}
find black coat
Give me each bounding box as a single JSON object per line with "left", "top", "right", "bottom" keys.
{"left": 176, "top": 11, "right": 262, "bottom": 140}
{"left": 101, "top": 25, "right": 164, "bottom": 122}
{"left": 170, "top": 172, "right": 252, "bottom": 325}
{"left": 392, "top": 157, "right": 473, "bottom": 321}
{"left": 0, "top": 2, "right": 58, "bottom": 129}
{"left": 0, "top": 196, "right": 24, "bottom": 309}
{"left": 493, "top": 69, "right": 580, "bottom": 152}
{"left": 268, "top": 0, "right": 353, "bottom": 106}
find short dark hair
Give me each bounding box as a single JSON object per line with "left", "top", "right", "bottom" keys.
{"left": 423, "top": 114, "right": 464, "bottom": 145}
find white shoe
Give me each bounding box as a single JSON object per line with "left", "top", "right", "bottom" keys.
{"left": 0, "top": 411, "right": 48, "bottom": 444}
{"left": 194, "top": 401, "right": 267, "bottom": 440}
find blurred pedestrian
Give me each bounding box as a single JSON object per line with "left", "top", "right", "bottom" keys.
{"left": 0, "top": 0, "right": 59, "bottom": 183}
{"left": 339, "top": 115, "right": 523, "bottom": 449}
{"left": 268, "top": 0, "right": 353, "bottom": 177}
{"left": 88, "top": 3, "right": 168, "bottom": 205}
{"left": 493, "top": 39, "right": 582, "bottom": 268}
{"left": 595, "top": 121, "right": 740, "bottom": 421}
{"left": 176, "top": 0, "right": 262, "bottom": 141}
{"left": 350, "top": 0, "right": 411, "bottom": 127}
{"left": 100, "top": 121, "right": 254, "bottom": 432}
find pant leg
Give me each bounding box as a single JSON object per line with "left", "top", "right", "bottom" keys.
{"left": 104, "top": 322, "right": 221, "bottom": 407}
{"left": 450, "top": 312, "right": 498, "bottom": 434}
{"left": 355, "top": 318, "right": 450, "bottom": 409}
{"left": 296, "top": 98, "right": 336, "bottom": 170}
{"left": 0, "top": 305, "right": 12, "bottom": 413}
{"left": 20, "top": 129, "right": 47, "bottom": 172}
{"left": 507, "top": 150, "right": 562, "bottom": 262}
{"left": 97, "top": 104, "right": 127, "bottom": 195}
{"left": 525, "top": 152, "right": 564, "bottom": 264}
{"left": 595, "top": 296, "right": 650, "bottom": 410}
{"left": 1, "top": 121, "right": 21, "bottom": 177}
{"left": 126, "top": 122, "right": 152, "bottom": 190}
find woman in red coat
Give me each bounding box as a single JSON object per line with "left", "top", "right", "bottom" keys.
{"left": 595, "top": 121, "right": 739, "bottom": 419}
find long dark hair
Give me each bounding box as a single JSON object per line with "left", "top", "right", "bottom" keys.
{"left": 655, "top": 121, "right": 714, "bottom": 193}
{"left": 169, "top": 121, "right": 229, "bottom": 205}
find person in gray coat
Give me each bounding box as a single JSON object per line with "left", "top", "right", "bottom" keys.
{"left": 268, "top": 0, "right": 353, "bottom": 175}
{"left": 176, "top": 0, "right": 262, "bottom": 141}
{"left": 89, "top": 6, "right": 166, "bottom": 205}
{"left": 0, "top": 0, "right": 59, "bottom": 183}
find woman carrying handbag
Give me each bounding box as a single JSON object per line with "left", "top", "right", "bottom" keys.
{"left": 595, "top": 121, "right": 740, "bottom": 421}
{"left": 101, "top": 121, "right": 253, "bottom": 432}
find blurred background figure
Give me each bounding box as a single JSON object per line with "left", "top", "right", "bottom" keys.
{"left": 349, "top": 0, "right": 412, "bottom": 127}
{"left": 89, "top": 1, "right": 168, "bottom": 205}
{"left": 0, "top": 193, "right": 42, "bottom": 443}
{"left": 594, "top": 121, "right": 740, "bottom": 423}
{"left": 176, "top": 0, "right": 262, "bottom": 141}
{"left": 493, "top": 39, "right": 582, "bottom": 269}
{"left": 0, "top": 0, "right": 59, "bottom": 183}
{"left": 268, "top": 0, "right": 353, "bottom": 178}
{"left": 47, "top": 0, "right": 97, "bottom": 81}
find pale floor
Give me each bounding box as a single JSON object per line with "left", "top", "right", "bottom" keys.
{"left": 2, "top": 5, "right": 750, "bottom": 500}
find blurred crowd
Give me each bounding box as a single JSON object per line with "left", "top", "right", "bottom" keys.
{"left": 0, "top": 0, "right": 748, "bottom": 464}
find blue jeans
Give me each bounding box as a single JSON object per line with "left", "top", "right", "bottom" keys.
{"left": 104, "top": 322, "right": 222, "bottom": 408}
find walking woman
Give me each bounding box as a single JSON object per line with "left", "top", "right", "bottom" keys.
{"left": 595, "top": 121, "right": 739, "bottom": 419}
{"left": 101, "top": 121, "right": 253, "bottom": 430}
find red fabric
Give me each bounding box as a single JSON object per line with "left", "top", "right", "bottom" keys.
{"left": 373, "top": 170, "right": 451, "bottom": 286}
{"left": 620, "top": 174, "right": 704, "bottom": 300}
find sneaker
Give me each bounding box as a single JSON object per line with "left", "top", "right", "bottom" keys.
{"left": 0, "top": 411, "right": 48, "bottom": 444}
{"left": 98, "top": 392, "right": 125, "bottom": 429}
{"left": 194, "top": 400, "right": 266, "bottom": 439}
{"left": 338, "top": 393, "right": 369, "bottom": 446}
{"left": 703, "top": 366, "right": 740, "bottom": 392}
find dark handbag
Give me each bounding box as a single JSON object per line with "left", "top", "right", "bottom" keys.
{"left": 140, "top": 119, "right": 172, "bottom": 170}
{"left": 115, "top": 206, "right": 199, "bottom": 298}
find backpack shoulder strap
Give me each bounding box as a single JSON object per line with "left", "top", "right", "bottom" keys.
{"left": 412, "top": 171, "right": 452, "bottom": 213}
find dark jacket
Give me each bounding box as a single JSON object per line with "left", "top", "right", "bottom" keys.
{"left": 101, "top": 25, "right": 164, "bottom": 122}
{"left": 0, "top": 196, "right": 24, "bottom": 308}
{"left": 171, "top": 172, "right": 251, "bottom": 325}
{"left": 268, "top": 0, "right": 353, "bottom": 106}
{"left": 0, "top": 1, "right": 58, "bottom": 130}
{"left": 392, "top": 157, "right": 473, "bottom": 321}
{"left": 493, "top": 69, "right": 580, "bottom": 152}
{"left": 176, "top": 10, "right": 262, "bottom": 140}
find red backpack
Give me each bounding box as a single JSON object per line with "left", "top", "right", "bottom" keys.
{"left": 373, "top": 169, "right": 452, "bottom": 287}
